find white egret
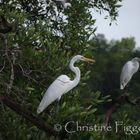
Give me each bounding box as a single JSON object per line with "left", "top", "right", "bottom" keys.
{"left": 37, "top": 55, "right": 95, "bottom": 114}
{"left": 120, "top": 57, "right": 140, "bottom": 90}
{"left": 55, "top": 0, "right": 71, "bottom": 9}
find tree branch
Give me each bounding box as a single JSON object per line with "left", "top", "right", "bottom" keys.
{"left": 0, "top": 95, "right": 58, "bottom": 136}
{"left": 103, "top": 93, "right": 130, "bottom": 127}
{"left": 103, "top": 104, "right": 116, "bottom": 128}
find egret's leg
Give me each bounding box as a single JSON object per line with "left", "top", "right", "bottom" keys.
{"left": 55, "top": 96, "right": 61, "bottom": 115}
{"left": 124, "top": 84, "right": 129, "bottom": 93}
{"left": 56, "top": 101, "right": 60, "bottom": 114}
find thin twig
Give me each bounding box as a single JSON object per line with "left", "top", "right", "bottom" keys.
{"left": 126, "top": 96, "right": 140, "bottom": 106}
{"left": 18, "top": 64, "right": 46, "bottom": 87}
{"left": 7, "top": 52, "right": 15, "bottom": 94}
{"left": 1, "top": 34, "right": 16, "bottom": 94}
{"left": 0, "top": 60, "right": 5, "bottom": 72}
{"left": 0, "top": 49, "right": 21, "bottom": 52}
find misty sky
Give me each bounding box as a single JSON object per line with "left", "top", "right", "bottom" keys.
{"left": 93, "top": 0, "right": 140, "bottom": 48}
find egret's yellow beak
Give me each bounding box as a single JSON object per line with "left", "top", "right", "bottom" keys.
{"left": 82, "top": 57, "right": 95, "bottom": 64}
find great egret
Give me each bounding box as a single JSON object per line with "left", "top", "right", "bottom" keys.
{"left": 37, "top": 55, "right": 95, "bottom": 114}
{"left": 55, "top": 0, "right": 71, "bottom": 9}
{"left": 120, "top": 57, "right": 140, "bottom": 90}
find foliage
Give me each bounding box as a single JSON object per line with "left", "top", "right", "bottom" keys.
{"left": 1, "top": 0, "right": 140, "bottom": 140}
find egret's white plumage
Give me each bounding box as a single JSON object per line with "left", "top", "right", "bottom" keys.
{"left": 37, "top": 55, "right": 95, "bottom": 114}
{"left": 55, "top": 0, "right": 71, "bottom": 9}
{"left": 120, "top": 57, "right": 139, "bottom": 90}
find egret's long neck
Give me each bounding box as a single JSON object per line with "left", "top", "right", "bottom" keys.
{"left": 69, "top": 59, "right": 81, "bottom": 86}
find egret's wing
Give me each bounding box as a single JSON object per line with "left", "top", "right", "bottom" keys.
{"left": 132, "top": 62, "right": 139, "bottom": 74}
{"left": 37, "top": 75, "right": 71, "bottom": 114}
{"left": 120, "top": 61, "right": 133, "bottom": 89}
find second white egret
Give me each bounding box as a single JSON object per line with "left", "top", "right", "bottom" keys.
{"left": 120, "top": 57, "right": 139, "bottom": 90}
{"left": 37, "top": 55, "right": 95, "bottom": 114}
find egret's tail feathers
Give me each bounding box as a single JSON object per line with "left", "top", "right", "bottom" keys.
{"left": 37, "top": 105, "right": 44, "bottom": 114}
{"left": 37, "top": 99, "right": 50, "bottom": 114}
{"left": 120, "top": 84, "right": 124, "bottom": 90}
{"left": 37, "top": 102, "right": 47, "bottom": 114}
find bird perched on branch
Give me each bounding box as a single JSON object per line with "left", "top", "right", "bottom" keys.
{"left": 0, "top": 15, "right": 13, "bottom": 34}
{"left": 120, "top": 57, "right": 140, "bottom": 90}
{"left": 37, "top": 55, "right": 95, "bottom": 114}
